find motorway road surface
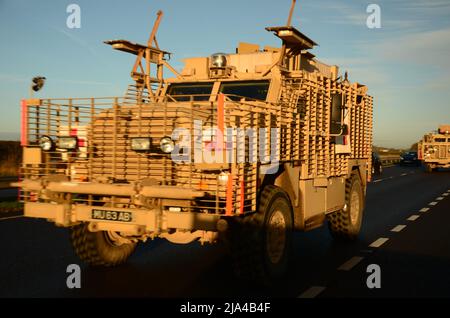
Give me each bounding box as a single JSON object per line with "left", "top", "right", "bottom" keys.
{"left": 0, "top": 165, "right": 449, "bottom": 298}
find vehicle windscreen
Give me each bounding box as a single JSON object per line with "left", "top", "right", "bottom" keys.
{"left": 434, "top": 138, "right": 446, "bottom": 142}
{"left": 220, "top": 81, "right": 270, "bottom": 101}
{"left": 167, "top": 83, "right": 214, "bottom": 101}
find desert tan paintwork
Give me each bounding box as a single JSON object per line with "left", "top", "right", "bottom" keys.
{"left": 16, "top": 6, "right": 373, "bottom": 244}
{"left": 418, "top": 125, "right": 450, "bottom": 170}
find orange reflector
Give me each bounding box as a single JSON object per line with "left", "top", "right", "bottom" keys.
{"left": 239, "top": 179, "right": 245, "bottom": 214}
{"left": 217, "top": 93, "right": 225, "bottom": 151}
{"left": 198, "top": 180, "right": 209, "bottom": 191}
{"left": 21, "top": 99, "right": 28, "bottom": 146}
{"left": 226, "top": 174, "right": 233, "bottom": 215}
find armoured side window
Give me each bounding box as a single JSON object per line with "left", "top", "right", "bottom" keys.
{"left": 330, "top": 93, "right": 345, "bottom": 135}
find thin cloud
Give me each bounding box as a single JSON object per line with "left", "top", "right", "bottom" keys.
{"left": 0, "top": 74, "right": 28, "bottom": 83}
{"left": 53, "top": 27, "right": 102, "bottom": 60}
{"left": 367, "top": 27, "right": 450, "bottom": 68}
{"left": 55, "top": 79, "right": 113, "bottom": 86}
{"left": 0, "top": 74, "right": 112, "bottom": 86}
{"left": 303, "top": 0, "right": 426, "bottom": 31}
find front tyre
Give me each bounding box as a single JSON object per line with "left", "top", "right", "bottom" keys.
{"left": 327, "top": 171, "right": 364, "bottom": 240}
{"left": 230, "top": 185, "right": 293, "bottom": 284}
{"left": 70, "top": 223, "right": 137, "bottom": 267}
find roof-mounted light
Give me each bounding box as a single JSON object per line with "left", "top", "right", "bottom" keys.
{"left": 210, "top": 53, "right": 228, "bottom": 68}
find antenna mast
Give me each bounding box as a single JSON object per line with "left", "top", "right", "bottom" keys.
{"left": 286, "top": 0, "right": 296, "bottom": 26}
{"left": 279, "top": 0, "right": 297, "bottom": 66}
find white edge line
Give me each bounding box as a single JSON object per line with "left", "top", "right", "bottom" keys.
{"left": 298, "top": 286, "right": 326, "bottom": 299}
{"left": 0, "top": 215, "right": 23, "bottom": 221}
{"left": 391, "top": 225, "right": 407, "bottom": 232}
{"left": 369, "top": 238, "right": 389, "bottom": 248}
{"left": 407, "top": 215, "right": 420, "bottom": 221}
{"left": 338, "top": 256, "right": 364, "bottom": 271}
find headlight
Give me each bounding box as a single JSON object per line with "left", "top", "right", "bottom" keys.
{"left": 39, "top": 135, "right": 54, "bottom": 151}
{"left": 58, "top": 136, "right": 77, "bottom": 150}
{"left": 160, "top": 137, "right": 174, "bottom": 154}
{"left": 131, "top": 138, "right": 151, "bottom": 151}
{"left": 218, "top": 172, "right": 229, "bottom": 185}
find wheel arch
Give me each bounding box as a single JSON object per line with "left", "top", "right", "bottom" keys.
{"left": 260, "top": 165, "right": 299, "bottom": 230}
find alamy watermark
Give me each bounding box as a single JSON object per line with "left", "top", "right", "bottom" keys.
{"left": 66, "top": 264, "right": 81, "bottom": 289}
{"left": 366, "top": 264, "right": 381, "bottom": 289}
{"left": 366, "top": 4, "right": 381, "bottom": 29}
{"left": 169, "top": 120, "right": 280, "bottom": 174}
{"left": 66, "top": 4, "right": 81, "bottom": 29}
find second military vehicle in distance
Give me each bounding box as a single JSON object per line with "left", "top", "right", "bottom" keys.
{"left": 418, "top": 125, "right": 450, "bottom": 172}
{"left": 14, "top": 1, "right": 373, "bottom": 283}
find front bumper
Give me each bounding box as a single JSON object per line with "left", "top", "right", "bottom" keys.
{"left": 16, "top": 180, "right": 221, "bottom": 235}
{"left": 24, "top": 202, "right": 221, "bottom": 235}
{"left": 422, "top": 160, "right": 450, "bottom": 168}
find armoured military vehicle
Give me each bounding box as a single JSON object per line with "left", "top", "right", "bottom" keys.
{"left": 15, "top": 3, "right": 373, "bottom": 282}
{"left": 418, "top": 125, "right": 450, "bottom": 172}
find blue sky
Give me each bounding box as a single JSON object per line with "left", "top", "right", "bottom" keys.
{"left": 0, "top": 0, "right": 449, "bottom": 148}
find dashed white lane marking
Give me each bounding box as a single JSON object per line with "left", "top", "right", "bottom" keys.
{"left": 373, "top": 179, "right": 383, "bottom": 183}
{"left": 407, "top": 215, "right": 420, "bottom": 221}
{"left": 401, "top": 173, "right": 408, "bottom": 176}
{"left": 298, "top": 286, "right": 326, "bottom": 299}
{"left": 436, "top": 197, "right": 444, "bottom": 201}
{"left": 0, "top": 215, "right": 23, "bottom": 221}
{"left": 429, "top": 202, "right": 438, "bottom": 206}
{"left": 370, "top": 238, "right": 389, "bottom": 248}
{"left": 391, "top": 225, "right": 407, "bottom": 232}
{"left": 419, "top": 207, "right": 430, "bottom": 213}
{"left": 389, "top": 176, "right": 394, "bottom": 179}
{"left": 443, "top": 193, "right": 449, "bottom": 197}
{"left": 338, "top": 256, "right": 364, "bottom": 271}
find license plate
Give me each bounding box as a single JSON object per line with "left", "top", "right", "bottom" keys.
{"left": 91, "top": 209, "right": 133, "bottom": 223}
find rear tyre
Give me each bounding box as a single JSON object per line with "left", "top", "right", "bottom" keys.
{"left": 70, "top": 223, "right": 137, "bottom": 267}
{"left": 327, "top": 172, "right": 364, "bottom": 240}
{"left": 230, "top": 185, "right": 293, "bottom": 285}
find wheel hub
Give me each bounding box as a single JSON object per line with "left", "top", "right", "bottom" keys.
{"left": 266, "top": 209, "right": 286, "bottom": 264}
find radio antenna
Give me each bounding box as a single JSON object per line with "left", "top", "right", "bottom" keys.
{"left": 286, "top": 0, "right": 297, "bottom": 27}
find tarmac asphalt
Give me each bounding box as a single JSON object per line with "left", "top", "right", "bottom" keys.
{"left": 0, "top": 165, "right": 449, "bottom": 298}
